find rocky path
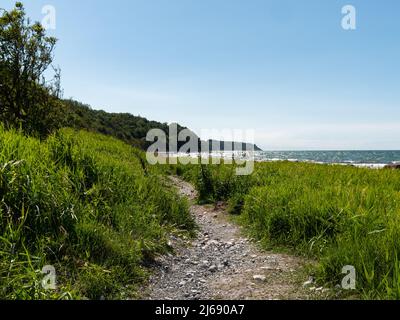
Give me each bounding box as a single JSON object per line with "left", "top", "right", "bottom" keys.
{"left": 144, "top": 177, "right": 315, "bottom": 300}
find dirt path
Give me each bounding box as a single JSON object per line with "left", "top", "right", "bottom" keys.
{"left": 144, "top": 177, "right": 317, "bottom": 300}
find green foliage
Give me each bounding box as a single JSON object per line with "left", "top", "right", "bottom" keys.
{"left": 176, "top": 160, "right": 400, "bottom": 299}
{"left": 61, "top": 99, "right": 191, "bottom": 150}
{"left": 0, "top": 3, "right": 63, "bottom": 137}
{"left": 0, "top": 4, "right": 191, "bottom": 144}
{"left": 172, "top": 161, "right": 253, "bottom": 205}
{"left": 0, "top": 126, "right": 194, "bottom": 299}
{"left": 60, "top": 100, "right": 261, "bottom": 153}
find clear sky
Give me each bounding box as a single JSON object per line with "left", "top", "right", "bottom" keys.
{"left": 3, "top": 0, "right": 400, "bottom": 150}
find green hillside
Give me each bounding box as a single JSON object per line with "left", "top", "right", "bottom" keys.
{"left": 62, "top": 99, "right": 262, "bottom": 152}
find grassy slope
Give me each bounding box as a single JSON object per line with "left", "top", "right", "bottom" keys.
{"left": 0, "top": 126, "right": 194, "bottom": 299}
{"left": 171, "top": 161, "right": 400, "bottom": 299}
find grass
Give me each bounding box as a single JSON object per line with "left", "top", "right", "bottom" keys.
{"left": 171, "top": 160, "right": 400, "bottom": 299}
{"left": 0, "top": 126, "right": 194, "bottom": 299}
{"left": 3, "top": 125, "right": 400, "bottom": 300}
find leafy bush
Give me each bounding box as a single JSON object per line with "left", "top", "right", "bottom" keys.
{"left": 0, "top": 3, "right": 64, "bottom": 137}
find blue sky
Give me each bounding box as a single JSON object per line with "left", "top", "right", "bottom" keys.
{"left": 2, "top": 0, "right": 400, "bottom": 150}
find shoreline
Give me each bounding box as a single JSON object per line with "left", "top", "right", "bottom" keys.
{"left": 161, "top": 152, "right": 398, "bottom": 170}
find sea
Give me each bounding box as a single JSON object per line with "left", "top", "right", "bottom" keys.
{"left": 168, "top": 150, "right": 400, "bottom": 169}
{"left": 253, "top": 150, "right": 400, "bottom": 168}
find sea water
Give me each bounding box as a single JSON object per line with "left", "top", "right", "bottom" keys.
{"left": 253, "top": 150, "right": 400, "bottom": 168}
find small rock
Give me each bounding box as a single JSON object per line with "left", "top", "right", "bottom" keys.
{"left": 303, "top": 276, "right": 315, "bottom": 287}
{"left": 261, "top": 266, "right": 274, "bottom": 271}
{"left": 209, "top": 265, "right": 217, "bottom": 273}
{"left": 202, "top": 260, "right": 209, "bottom": 265}
{"left": 207, "top": 240, "right": 219, "bottom": 246}
{"left": 253, "top": 275, "right": 266, "bottom": 282}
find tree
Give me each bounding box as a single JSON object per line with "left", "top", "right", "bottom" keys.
{"left": 0, "top": 2, "right": 62, "bottom": 137}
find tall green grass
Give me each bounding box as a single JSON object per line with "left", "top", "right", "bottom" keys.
{"left": 0, "top": 126, "right": 194, "bottom": 299}
{"left": 173, "top": 161, "right": 400, "bottom": 299}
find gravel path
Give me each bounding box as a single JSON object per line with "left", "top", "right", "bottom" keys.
{"left": 144, "top": 177, "right": 314, "bottom": 300}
